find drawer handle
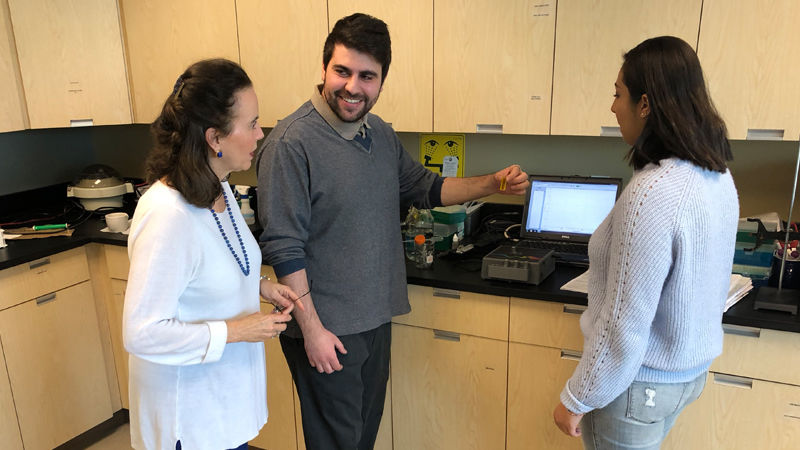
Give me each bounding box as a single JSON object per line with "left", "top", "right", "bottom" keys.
{"left": 722, "top": 324, "right": 761, "bottom": 338}
{"left": 713, "top": 373, "right": 753, "bottom": 389}
{"left": 432, "top": 288, "right": 461, "bottom": 299}
{"left": 29, "top": 257, "right": 51, "bottom": 269}
{"left": 433, "top": 329, "right": 461, "bottom": 342}
{"left": 35, "top": 293, "right": 56, "bottom": 305}
{"left": 560, "top": 349, "right": 582, "bottom": 361}
{"left": 563, "top": 304, "right": 586, "bottom": 315}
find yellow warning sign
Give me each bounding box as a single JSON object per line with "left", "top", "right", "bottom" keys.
{"left": 419, "top": 134, "right": 465, "bottom": 177}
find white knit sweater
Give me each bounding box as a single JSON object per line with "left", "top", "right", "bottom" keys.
{"left": 560, "top": 157, "right": 739, "bottom": 414}
{"left": 124, "top": 181, "right": 267, "bottom": 449}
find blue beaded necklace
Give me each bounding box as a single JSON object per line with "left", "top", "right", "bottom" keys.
{"left": 210, "top": 189, "right": 250, "bottom": 276}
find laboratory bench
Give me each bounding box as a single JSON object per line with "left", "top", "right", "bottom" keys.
{"left": 2, "top": 215, "right": 800, "bottom": 333}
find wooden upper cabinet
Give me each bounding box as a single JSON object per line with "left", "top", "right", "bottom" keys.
{"left": 237, "top": 0, "right": 327, "bottom": 128}
{"left": 434, "top": 0, "right": 555, "bottom": 135}
{"left": 0, "top": 0, "right": 27, "bottom": 133}
{"left": 551, "top": 0, "right": 702, "bottom": 136}
{"left": 8, "top": 0, "right": 131, "bottom": 129}
{"left": 120, "top": 0, "right": 239, "bottom": 123}
{"left": 327, "top": 1, "right": 433, "bottom": 132}
{"left": 698, "top": 0, "right": 800, "bottom": 141}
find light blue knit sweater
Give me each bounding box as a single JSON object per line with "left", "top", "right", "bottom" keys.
{"left": 560, "top": 157, "right": 739, "bottom": 414}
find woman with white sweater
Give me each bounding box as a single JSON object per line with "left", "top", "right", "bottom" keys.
{"left": 552, "top": 36, "right": 739, "bottom": 449}
{"left": 124, "top": 59, "right": 303, "bottom": 450}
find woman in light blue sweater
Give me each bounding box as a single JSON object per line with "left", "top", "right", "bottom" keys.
{"left": 552, "top": 36, "right": 739, "bottom": 449}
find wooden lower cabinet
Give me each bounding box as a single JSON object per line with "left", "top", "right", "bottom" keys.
{"left": 391, "top": 323, "right": 507, "bottom": 450}
{"left": 705, "top": 372, "right": 800, "bottom": 449}
{"left": 0, "top": 281, "right": 113, "bottom": 450}
{"left": 507, "top": 343, "right": 581, "bottom": 450}
{"left": 375, "top": 375, "right": 393, "bottom": 450}
{"left": 250, "top": 336, "right": 298, "bottom": 450}
{"left": 665, "top": 371, "right": 800, "bottom": 449}
{"left": 109, "top": 278, "right": 129, "bottom": 409}
{"left": 0, "top": 339, "right": 23, "bottom": 449}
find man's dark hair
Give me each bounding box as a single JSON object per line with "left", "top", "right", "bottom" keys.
{"left": 622, "top": 36, "right": 732, "bottom": 172}
{"left": 146, "top": 59, "right": 252, "bottom": 208}
{"left": 323, "top": 13, "right": 392, "bottom": 82}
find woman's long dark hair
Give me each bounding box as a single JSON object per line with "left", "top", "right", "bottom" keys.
{"left": 622, "top": 36, "right": 732, "bottom": 172}
{"left": 146, "top": 59, "right": 252, "bottom": 208}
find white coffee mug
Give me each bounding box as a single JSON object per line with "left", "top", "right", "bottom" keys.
{"left": 105, "top": 212, "right": 129, "bottom": 232}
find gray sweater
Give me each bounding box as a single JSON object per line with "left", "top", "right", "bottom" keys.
{"left": 257, "top": 93, "right": 441, "bottom": 337}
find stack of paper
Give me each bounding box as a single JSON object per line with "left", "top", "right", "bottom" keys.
{"left": 561, "top": 272, "right": 753, "bottom": 313}
{"left": 725, "top": 274, "right": 753, "bottom": 312}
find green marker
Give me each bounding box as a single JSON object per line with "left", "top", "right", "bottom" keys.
{"left": 32, "top": 224, "right": 68, "bottom": 231}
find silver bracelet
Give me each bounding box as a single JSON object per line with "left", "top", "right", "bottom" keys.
{"left": 260, "top": 275, "right": 270, "bottom": 281}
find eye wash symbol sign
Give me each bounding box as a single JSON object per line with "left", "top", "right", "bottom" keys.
{"left": 420, "top": 134, "right": 465, "bottom": 177}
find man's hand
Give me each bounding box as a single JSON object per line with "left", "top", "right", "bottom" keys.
{"left": 553, "top": 402, "right": 584, "bottom": 437}
{"left": 495, "top": 164, "right": 529, "bottom": 195}
{"left": 304, "top": 325, "right": 347, "bottom": 374}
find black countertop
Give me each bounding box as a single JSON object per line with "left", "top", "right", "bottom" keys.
{"left": 3, "top": 218, "right": 800, "bottom": 334}
{"left": 0, "top": 217, "right": 128, "bottom": 270}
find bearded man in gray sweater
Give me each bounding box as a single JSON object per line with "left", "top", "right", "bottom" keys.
{"left": 257, "top": 13, "right": 528, "bottom": 450}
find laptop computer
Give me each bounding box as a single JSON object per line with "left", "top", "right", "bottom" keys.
{"left": 517, "top": 175, "right": 623, "bottom": 265}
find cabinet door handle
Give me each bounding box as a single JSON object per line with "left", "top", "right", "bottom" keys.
{"left": 29, "top": 257, "right": 51, "bottom": 269}
{"left": 433, "top": 329, "right": 461, "bottom": 342}
{"left": 600, "top": 126, "right": 621, "bottom": 137}
{"left": 560, "top": 349, "right": 582, "bottom": 361}
{"left": 35, "top": 293, "right": 57, "bottom": 305}
{"left": 562, "top": 304, "right": 586, "bottom": 315}
{"left": 70, "top": 118, "right": 94, "bottom": 127}
{"left": 432, "top": 288, "right": 460, "bottom": 299}
{"left": 746, "top": 128, "right": 784, "bottom": 140}
{"left": 476, "top": 124, "right": 503, "bottom": 134}
{"left": 722, "top": 324, "right": 761, "bottom": 338}
{"left": 713, "top": 373, "right": 753, "bottom": 389}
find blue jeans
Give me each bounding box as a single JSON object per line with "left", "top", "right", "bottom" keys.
{"left": 581, "top": 372, "right": 707, "bottom": 449}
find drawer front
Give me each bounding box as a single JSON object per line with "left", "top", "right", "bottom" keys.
{"left": 392, "top": 284, "right": 509, "bottom": 340}
{"left": 0, "top": 280, "right": 113, "bottom": 449}
{"left": 711, "top": 324, "right": 800, "bottom": 386}
{"left": 509, "top": 297, "right": 584, "bottom": 351}
{"left": 391, "top": 323, "right": 508, "bottom": 450}
{"left": 104, "top": 244, "right": 129, "bottom": 280}
{"left": 702, "top": 373, "right": 800, "bottom": 449}
{"left": 507, "top": 342, "right": 582, "bottom": 450}
{"left": 0, "top": 247, "right": 89, "bottom": 311}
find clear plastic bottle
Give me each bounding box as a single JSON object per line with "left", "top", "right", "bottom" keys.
{"left": 417, "top": 208, "right": 434, "bottom": 239}
{"left": 404, "top": 207, "right": 434, "bottom": 260}
{"left": 414, "top": 234, "right": 434, "bottom": 269}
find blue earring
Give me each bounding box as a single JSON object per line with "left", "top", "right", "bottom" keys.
{"left": 216, "top": 150, "right": 223, "bottom": 158}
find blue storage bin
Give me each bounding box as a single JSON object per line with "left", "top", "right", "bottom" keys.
{"left": 733, "top": 241, "right": 774, "bottom": 267}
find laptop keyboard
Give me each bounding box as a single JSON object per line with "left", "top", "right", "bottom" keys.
{"left": 518, "top": 240, "right": 588, "bottom": 255}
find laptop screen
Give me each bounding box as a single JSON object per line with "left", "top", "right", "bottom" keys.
{"left": 521, "top": 175, "right": 622, "bottom": 243}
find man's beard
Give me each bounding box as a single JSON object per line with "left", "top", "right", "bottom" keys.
{"left": 324, "top": 86, "right": 378, "bottom": 123}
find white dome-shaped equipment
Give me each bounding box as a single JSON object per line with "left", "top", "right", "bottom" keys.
{"left": 66, "top": 164, "right": 134, "bottom": 210}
